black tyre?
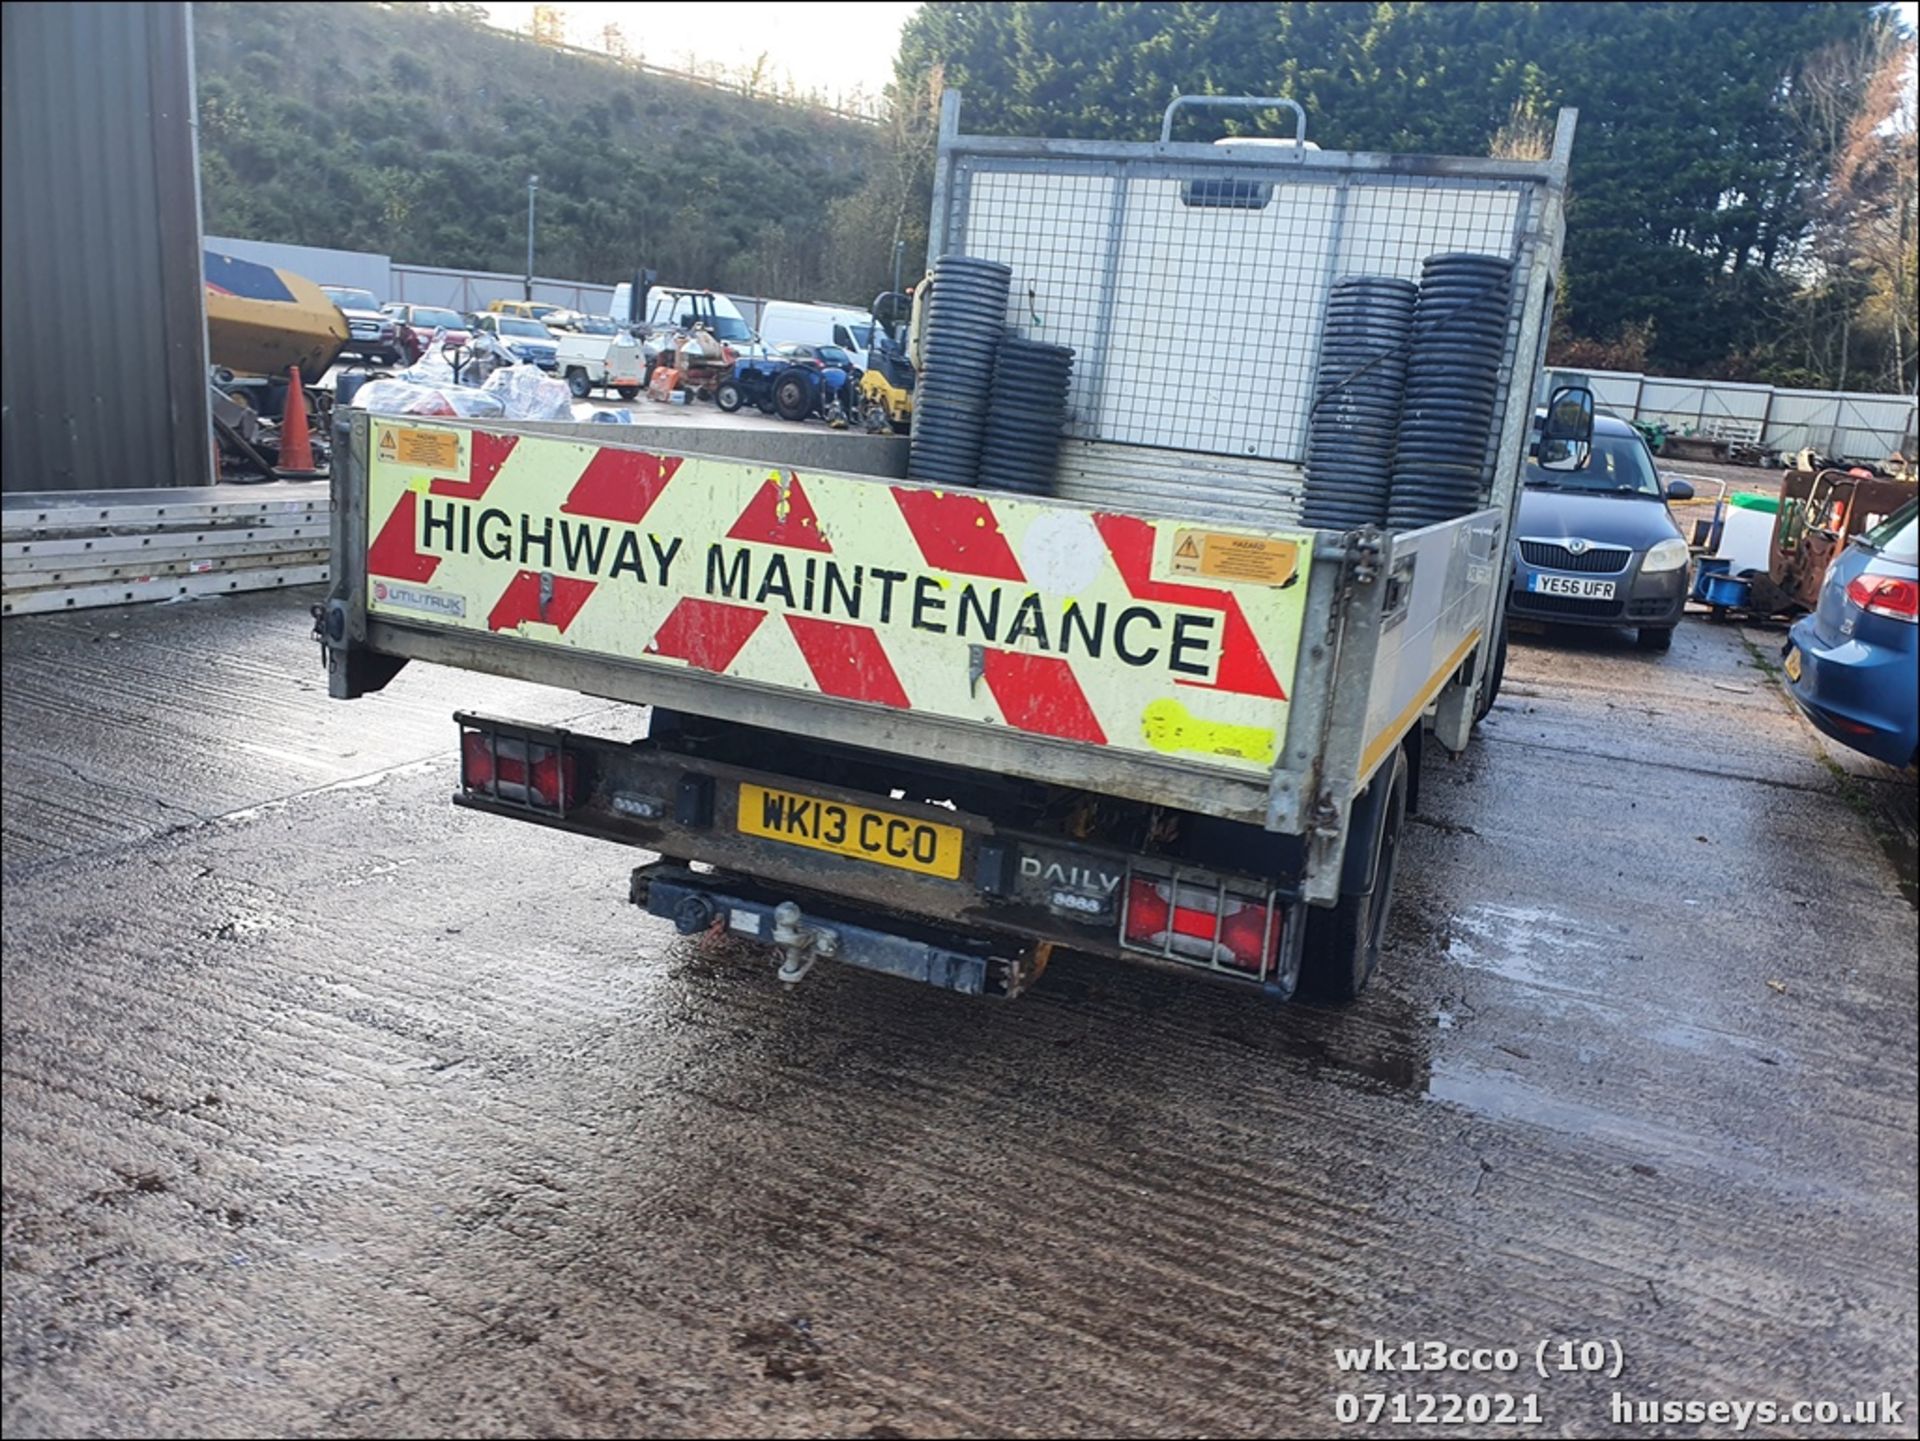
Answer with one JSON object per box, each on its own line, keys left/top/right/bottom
{"left": 1296, "top": 746, "right": 1408, "bottom": 1005}
{"left": 1475, "top": 621, "right": 1508, "bottom": 724}
{"left": 1638, "top": 625, "right": 1675, "bottom": 652}
{"left": 715, "top": 381, "right": 744, "bottom": 413}
{"left": 566, "top": 369, "right": 592, "bottom": 399}
{"left": 615, "top": 385, "right": 640, "bottom": 401}
{"left": 774, "top": 372, "right": 814, "bottom": 422}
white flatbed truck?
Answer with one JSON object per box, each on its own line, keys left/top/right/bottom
{"left": 320, "top": 95, "right": 1578, "bottom": 1003}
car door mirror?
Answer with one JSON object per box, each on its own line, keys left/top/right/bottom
{"left": 1537, "top": 385, "right": 1595, "bottom": 471}
{"left": 1665, "top": 478, "right": 1695, "bottom": 502}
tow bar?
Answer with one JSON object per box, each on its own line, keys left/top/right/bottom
{"left": 630, "top": 863, "right": 1024, "bottom": 997}
{"left": 770, "top": 901, "right": 838, "bottom": 985}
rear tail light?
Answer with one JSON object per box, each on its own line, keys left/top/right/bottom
{"left": 1845, "top": 574, "right": 1919, "bottom": 622}
{"left": 461, "top": 729, "right": 578, "bottom": 810}
{"left": 1122, "top": 874, "right": 1281, "bottom": 975}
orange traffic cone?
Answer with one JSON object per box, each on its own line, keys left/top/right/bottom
{"left": 278, "top": 366, "right": 317, "bottom": 475}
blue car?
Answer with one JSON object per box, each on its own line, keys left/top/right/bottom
{"left": 1784, "top": 497, "right": 1918, "bottom": 767}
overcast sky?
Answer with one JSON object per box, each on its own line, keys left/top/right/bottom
{"left": 478, "top": 3, "right": 919, "bottom": 110}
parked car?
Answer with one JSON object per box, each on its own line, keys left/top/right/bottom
{"left": 380, "top": 303, "right": 471, "bottom": 363}
{"left": 1783, "top": 497, "right": 1918, "bottom": 767}
{"left": 1507, "top": 413, "right": 1695, "bottom": 652}
{"left": 759, "top": 300, "right": 875, "bottom": 370}
{"left": 321, "top": 285, "right": 402, "bottom": 365}
{"left": 486, "top": 299, "right": 568, "bottom": 324}
{"left": 469, "top": 313, "right": 559, "bottom": 371}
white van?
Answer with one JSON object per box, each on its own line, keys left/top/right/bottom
{"left": 758, "top": 301, "right": 874, "bottom": 370}
{"left": 607, "top": 284, "right": 758, "bottom": 349}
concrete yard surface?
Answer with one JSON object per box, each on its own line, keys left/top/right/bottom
{"left": 2, "top": 590, "right": 1915, "bottom": 1437}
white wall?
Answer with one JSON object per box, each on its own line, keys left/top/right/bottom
{"left": 205, "top": 235, "right": 392, "bottom": 299}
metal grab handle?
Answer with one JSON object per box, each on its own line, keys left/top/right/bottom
{"left": 1160, "top": 94, "right": 1307, "bottom": 146}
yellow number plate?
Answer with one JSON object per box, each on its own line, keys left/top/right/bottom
{"left": 1784, "top": 646, "right": 1802, "bottom": 682}
{"left": 736, "top": 783, "right": 964, "bottom": 879}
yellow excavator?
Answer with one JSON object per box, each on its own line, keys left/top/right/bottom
{"left": 203, "top": 248, "right": 349, "bottom": 477}
{"left": 204, "top": 248, "right": 347, "bottom": 381}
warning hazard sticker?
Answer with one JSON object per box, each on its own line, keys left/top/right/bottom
{"left": 377, "top": 425, "right": 464, "bottom": 475}
{"left": 1168, "top": 529, "right": 1301, "bottom": 586}
{"left": 362, "top": 421, "right": 1315, "bottom": 772}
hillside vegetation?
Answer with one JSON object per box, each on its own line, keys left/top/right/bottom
{"left": 193, "top": 2, "right": 883, "bottom": 301}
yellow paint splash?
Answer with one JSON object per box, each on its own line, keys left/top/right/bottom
{"left": 1140, "top": 697, "right": 1277, "bottom": 764}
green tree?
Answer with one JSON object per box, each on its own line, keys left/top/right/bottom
{"left": 895, "top": 1, "right": 1885, "bottom": 381}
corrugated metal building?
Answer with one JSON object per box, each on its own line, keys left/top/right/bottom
{"left": 2, "top": 1, "right": 210, "bottom": 494}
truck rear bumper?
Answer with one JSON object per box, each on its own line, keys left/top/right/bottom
{"left": 451, "top": 710, "right": 1305, "bottom": 994}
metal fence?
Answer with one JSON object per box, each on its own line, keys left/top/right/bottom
{"left": 204, "top": 235, "right": 390, "bottom": 300}
{"left": 387, "top": 264, "right": 616, "bottom": 316}
{"left": 1547, "top": 367, "right": 1917, "bottom": 462}
{"left": 205, "top": 235, "right": 777, "bottom": 328}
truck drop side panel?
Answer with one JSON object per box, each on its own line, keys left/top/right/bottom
{"left": 330, "top": 413, "right": 1326, "bottom": 824}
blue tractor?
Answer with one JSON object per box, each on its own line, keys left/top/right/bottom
{"left": 716, "top": 344, "right": 858, "bottom": 426}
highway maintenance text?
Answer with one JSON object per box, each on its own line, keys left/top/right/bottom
{"left": 418, "top": 497, "right": 1222, "bottom": 680}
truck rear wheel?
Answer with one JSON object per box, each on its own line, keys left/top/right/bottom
{"left": 1296, "top": 746, "right": 1407, "bottom": 1005}
{"left": 566, "top": 368, "right": 592, "bottom": 399}
{"left": 615, "top": 385, "right": 640, "bottom": 401}
{"left": 1474, "top": 621, "right": 1508, "bottom": 724}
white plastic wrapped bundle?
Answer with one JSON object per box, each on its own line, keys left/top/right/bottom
{"left": 454, "top": 332, "right": 518, "bottom": 387}
{"left": 482, "top": 363, "right": 574, "bottom": 421}
{"left": 350, "top": 379, "right": 506, "bottom": 418}
{"left": 402, "top": 330, "right": 458, "bottom": 387}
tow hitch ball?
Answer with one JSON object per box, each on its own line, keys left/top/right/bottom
{"left": 771, "top": 901, "right": 838, "bottom": 985}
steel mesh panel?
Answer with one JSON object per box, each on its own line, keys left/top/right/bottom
{"left": 953, "top": 159, "right": 1531, "bottom": 472}
{"left": 1337, "top": 182, "right": 1520, "bottom": 281}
